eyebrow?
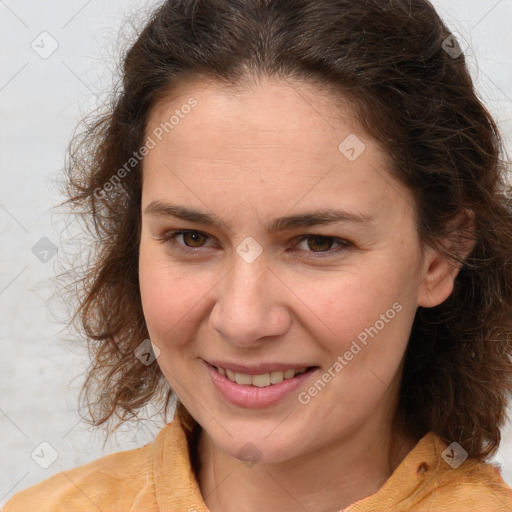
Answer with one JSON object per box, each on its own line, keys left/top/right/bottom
{"left": 143, "top": 201, "right": 376, "bottom": 234}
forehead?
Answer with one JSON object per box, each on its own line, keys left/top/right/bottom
{"left": 142, "top": 76, "right": 415, "bottom": 222}
{"left": 146, "top": 75, "right": 364, "bottom": 157}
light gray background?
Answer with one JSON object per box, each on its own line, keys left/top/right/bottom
{"left": 1, "top": 0, "right": 511, "bottom": 506}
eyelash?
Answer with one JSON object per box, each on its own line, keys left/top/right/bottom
{"left": 156, "top": 229, "right": 353, "bottom": 259}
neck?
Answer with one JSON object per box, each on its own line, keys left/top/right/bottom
{"left": 195, "top": 419, "right": 417, "bottom": 512}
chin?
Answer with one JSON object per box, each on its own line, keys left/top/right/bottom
{"left": 204, "top": 419, "right": 304, "bottom": 465}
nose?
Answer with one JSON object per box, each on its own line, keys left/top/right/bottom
{"left": 209, "top": 257, "right": 292, "bottom": 348}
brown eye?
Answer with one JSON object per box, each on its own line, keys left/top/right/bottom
{"left": 157, "top": 230, "right": 215, "bottom": 253}
{"left": 294, "top": 235, "right": 352, "bottom": 258}
{"left": 181, "top": 231, "right": 208, "bottom": 247}
{"left": 305, "top": 236, "right": 335, "bottom": 252}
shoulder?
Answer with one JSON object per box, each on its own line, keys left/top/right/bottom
{"left": 347, "top": 431, "right": 512, "bottom": 512}
{"left": 413, "top": 433, "right": 512, "bottom": 511}
{"left": 422, "top": 458, "right": 512, "bottom": 511}
{"left": 3, "top": 434, "right": 159, "bottom": 512}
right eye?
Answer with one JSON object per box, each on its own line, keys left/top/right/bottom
{"left": 156, "top": 229, "right": 217, "bottom": 253}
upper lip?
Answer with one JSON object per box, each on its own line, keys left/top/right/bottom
{"left": 205, "top": 360, "right": 316, "bottom": 375}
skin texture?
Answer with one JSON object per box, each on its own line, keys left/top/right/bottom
{"left": 138, "top": 76, "right": 463, "bottom": 512}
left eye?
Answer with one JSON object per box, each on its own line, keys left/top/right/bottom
{"left": 294, "top": 235, "right": 351, "bottom": 257}
{"left": 157, "top": 230, "right": 351, "bottom": 257}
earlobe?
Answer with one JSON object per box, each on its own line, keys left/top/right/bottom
{"left": 417, "top": 209, "right": 476, "bottom": 308}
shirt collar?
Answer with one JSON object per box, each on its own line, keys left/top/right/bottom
{"left": 343, "top": 431, "right": 446, "bottom": 510}
{"left": 152, "top": 419, "right": 452, "bottom": 511}
{"left": 153, "top": 419, "right": 209, "bottom": 511}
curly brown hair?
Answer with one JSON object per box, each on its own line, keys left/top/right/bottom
{"left": 59, "top": 0, "right": 512, "bottom": 461}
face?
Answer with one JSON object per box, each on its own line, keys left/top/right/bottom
{"left": 138, "top": 76, "right": 450, "bottom": 464}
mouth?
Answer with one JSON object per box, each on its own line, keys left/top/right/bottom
{"left": 212, "top": 364, "right": 313, "bottom": 388}
{"left": 204, "top": 361, "right": 320, "bottom": 408}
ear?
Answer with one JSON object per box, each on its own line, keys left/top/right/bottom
{"left": 417, "top": 209, "right": 476, "bottom": 308}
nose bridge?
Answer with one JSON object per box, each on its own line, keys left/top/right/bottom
{"left": 232, "top": 252, "right": 271, "bottom": 307}
{"left": 209, "top": 253, "right": 290, "bottom": 346}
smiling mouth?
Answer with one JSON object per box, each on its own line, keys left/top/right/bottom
{"left": 212, "top": 364, "right": 316, "bottom": 388}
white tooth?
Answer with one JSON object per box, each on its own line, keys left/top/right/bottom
{"left": 296, "top": 367, "right": 307, "bottom": 374}
{"left": 252, "top": 373, "right": 271, "bottom": 387}
{"left": 235, "top": 373, "right": 252, "bottom": 385}
{"left": 226, "top": 369, "right": 236, "bottom": 381}
{"left": 270, "top": 370, "right": 284, "bottom": 384}
{"left": 283, "top": 369, "right": 296, "bottom": 379}
{"left": 218, "top": 367, "right": 226, "bottom": 376}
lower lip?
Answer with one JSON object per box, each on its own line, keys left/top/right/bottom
{"left": 204, "top": 361, "right": 318, "bottom": 408}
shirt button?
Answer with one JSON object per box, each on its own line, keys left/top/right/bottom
{"left": 417, "top": 462, "right": 429, "bottom": 476}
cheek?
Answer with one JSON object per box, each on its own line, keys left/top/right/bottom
{"left": 139, "top": 242, "right": 188, "bottom": 342}
{"left": 138, "top": 240, "right": 216, "bottom": 347}
{"left": 293, "top": 264, "right": 415, "bottom": 375}
{"left": 292, "top": 266, "right": 401, "bottom": 338}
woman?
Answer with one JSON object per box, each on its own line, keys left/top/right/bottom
{"left": 4, "top": 0, "right": 512, "bottom": 510}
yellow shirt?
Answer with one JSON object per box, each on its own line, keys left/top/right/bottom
{"left": 4, "top": 419, "right": 512, "bottom": 512}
